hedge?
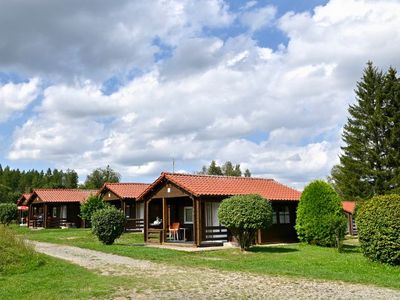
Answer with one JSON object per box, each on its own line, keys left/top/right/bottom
{"left": 356, "top": 194, "right": 400, "bottom": 265}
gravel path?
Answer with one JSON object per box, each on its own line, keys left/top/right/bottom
{"left": 32, "top": 241, "right": 400, "bottom": 300}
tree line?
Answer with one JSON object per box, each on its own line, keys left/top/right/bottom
{"left": 199, "top": 160, "right": 251, "bottom": 177}
{"left": 0, "top": 165, "right": 120, "bottom": 204}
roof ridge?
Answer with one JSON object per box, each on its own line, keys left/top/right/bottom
{"left": 33, "top": 188, "right": 97, "bottom": 192}
{"left": 105, "top": 182, "right": 149, "bottom": 185}
{"left": 162, "top": 172, "right": 274, "bottom": 181}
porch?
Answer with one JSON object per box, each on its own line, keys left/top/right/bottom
{"left": 145, "top": 196, "right": 228, "bottom": 247}
{"left": 28, "top": 202, "right": 81, "bottom": 229}
{"left": 105, "top": 199, "right": 144, "bottom": 232}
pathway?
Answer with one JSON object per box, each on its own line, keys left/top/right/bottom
{"left": 32, "top": 241, "right": 400, "bottom": 300}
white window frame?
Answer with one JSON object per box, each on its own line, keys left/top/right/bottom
{"left": 184, "top": 206, "right": 193, "bottom": 224}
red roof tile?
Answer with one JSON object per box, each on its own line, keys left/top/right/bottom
{"left": 30, "top": 189, "right": 97, "bottom": 203}
{"left": 342, "top": 201, "right": 356, "bottom": 214}
{"left": 99, "top": 182, "right": 150, "bottom": 199}
{"left": 139, "top": 172, "right": 301, "bottom": 201}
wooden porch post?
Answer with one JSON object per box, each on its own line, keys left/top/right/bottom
{"left": 144, "top": 200, "right": 148, "bottom": 243}
{"left": 43, "top": 204, "right": 48, "bottom": 228}
{"left": 27, "top": 205, "right": 31, "bottom": 227}
{"left": 193, "top": 197, "right": 201, "bottom": 247}
{"left": 162, "top": 197, "right": 167, "bottom": 243}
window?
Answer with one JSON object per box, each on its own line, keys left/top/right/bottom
{"left": 272, "top": 209, "right": 277, "bottom": 224}
{"left": 60, "top": 205, "right": 67, "bottom": 219}
{"left": 279, "top": 206, "right": 290, "bottom": 224}
{"left": 52, "top": 207, "right": 57, "bottom": 218}
{"left": 184, "top": 206, "right": 193, "bottom": 224}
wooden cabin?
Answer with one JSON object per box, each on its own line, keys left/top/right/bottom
{"left": 137, "top": 172, "right": 301, "bottom": 247}
{"left": 342, "top": 201, "right": 357, "bottom": 235}
{"left": 26, "top": 189, "right": 96, "bottom": 228}
{"left": 98, "top": 182, "right": 149, "bottom": 231}
{"left": 16, "top": 193, "right": 31, "bottom": 225}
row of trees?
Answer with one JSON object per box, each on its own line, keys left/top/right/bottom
{"left": 199, "top": 160, "right": 251, "bottom": 177}
{"left": 0, "top": 165, "right": 120, "bottom": 204}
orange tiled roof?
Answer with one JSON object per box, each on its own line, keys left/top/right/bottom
{"left": 99, "top": 182, "right": 150, "bottom": 199}
{"left": 31, "top": 189, "right": 97, "bottom": 203}
{"left": 139, "top": 172, "right": 301, "bottom": 201}
{"left": 342, "top": 201, "right": 356, "bottom": 214}
{"left": 17, "top": 193, "right": 32, "bottom": 206}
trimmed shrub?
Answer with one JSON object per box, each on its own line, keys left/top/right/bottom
{"left": 0, "top": 203, "right": 18, "bottom": 226}
{"left": 356, "top": 194, "right": 400, "bottom": 265}
{"left": 91, "top": 206, "right": 125, "bottom": 245}
{"left": 295, "top": 180, "right": 347, "bottom": 248}
{"left": 80, "top": 195, "right": 107, "bottom": 227}
{"left": 218, "top": 194, "right": 273, "bottom": 251}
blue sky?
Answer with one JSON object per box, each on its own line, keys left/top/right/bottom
{"left": 0, "top": 0, "right": 399, "bottom": 189}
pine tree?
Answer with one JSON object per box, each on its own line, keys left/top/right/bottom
{"left": 207, "top": 160, "right": 223, "bottom": 175}
{"left": 331, "top": 62, "right": 400, "bottom": 199}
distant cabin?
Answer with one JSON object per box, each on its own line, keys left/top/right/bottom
{"left": 342, "top": 201, "right": 357, "bottom": 236}
{"left": 26, "top": 189, "right": 96, "bottom": 228}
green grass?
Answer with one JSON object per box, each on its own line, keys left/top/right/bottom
{"left": 0, "top": 226, "right": 149, "bottom": 300}
{"left": 14, "top": 226, "right": 400, "bottom": 290}
{"left": 0, "top": 254, "right": 119, "bottom": 300}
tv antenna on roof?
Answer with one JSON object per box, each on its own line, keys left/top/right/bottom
{"left": 172, "top": 158, "right": 175, "bottom": 173}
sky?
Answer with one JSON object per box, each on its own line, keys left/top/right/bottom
{"left": 1, "top": 0, "right": 400, "bottom": 189}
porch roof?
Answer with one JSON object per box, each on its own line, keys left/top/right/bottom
{"left": 16, "top": 193, "right": 32, "bottom": 206}
{"left": 138, "top": 172, "right": 301, "bottom": 201}
{"left": 28, "top": 189, "right": 97, "bottom": 204}
{"left": 98, "top": 182, "right": 150, "bottom": 199}
{"left": 342, "top": 201, "right": 356, "bottom": 214}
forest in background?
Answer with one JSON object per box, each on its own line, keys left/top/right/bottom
{"left": 0, "top": 165, "right": 79, "bottom": 204}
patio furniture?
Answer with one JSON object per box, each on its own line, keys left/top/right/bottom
{"left": 169, "top": 222, "right": 180, "bottom": 240}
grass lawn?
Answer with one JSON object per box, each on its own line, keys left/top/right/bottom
{"left": 0, "top": 254, "right": 122, "bottom": 300}
{"left": 14, "top": 226, "right": 400, "bottom": 290}
{"left": 0, "top": 226, "right": 149, "bottom": 300}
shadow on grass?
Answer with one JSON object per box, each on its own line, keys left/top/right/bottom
{"left": 341, "top": 244, "right": 361, "bottom": 254}
{"left": 250, "top": 246, "right": 299, "bottom": 253}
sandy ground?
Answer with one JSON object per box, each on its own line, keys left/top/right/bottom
{"left": 31, "top": 241, "right": 400, "bottom": 300}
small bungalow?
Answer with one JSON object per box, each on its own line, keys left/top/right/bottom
{"left": 26, "top": 189, "right": 96, "bottom": 228}
{"left": 98, "top": 182, "right": 149, "bottom": 231}
{"left": 137, "top": 172, "right": 301, "bottom": 247}
{"left": 342, "top": 201, "right": 357, "bottom": 235}
{"left": 16, "top": 193, "right": 31, "bottom": 225}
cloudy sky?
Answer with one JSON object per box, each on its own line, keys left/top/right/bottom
{"left": 1, "top": 0, "right": 400, "bottom": 189}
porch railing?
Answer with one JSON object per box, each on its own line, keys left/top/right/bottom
{"left": 202, "top": 225, "right": 228, "bottom": 242}
{"left": 46, "top": 218, "right": 68, "bottom": 228}
{"left": 28, "top": 218, "right": 44, "bottom": 228}
{"left": 125, "top": 218, "right": 144, "bottom": 231}
{"left": 146, "top": 228, "right": 164, "bottom": 243}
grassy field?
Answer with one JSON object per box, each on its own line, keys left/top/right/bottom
{"left": 0, "top": 226, "right": 145, "bottom": 300}
{"left": 15, "top": 226, "right": 400, "bottom": 290}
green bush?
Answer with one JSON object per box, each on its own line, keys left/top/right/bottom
{"left": 0, "top": 226, "right": 44, "bottom": 275}
{"left": 0, "top": 203, "right": 18, "bottom": 226}
{"left": 218, "top": 194, "right": 273, "bottom": 251}
{"left": 80, "top": 195, "right": 107, "bottom": 227}
{"left": 91, "top": 207, "right": 125, "bottom": 245}
{"left": 295, "top": 180, "right": 347, "bottom": 248}
{"left": 356, "top": 194, "right": 400, "bottom": 265}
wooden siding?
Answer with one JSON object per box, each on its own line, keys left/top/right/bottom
{"left": 259, "top": 202, "right": 298, "bottom": 243}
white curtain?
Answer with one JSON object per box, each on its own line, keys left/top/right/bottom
{"left": 60, "top": 205, "right": 67, "bottom": 219}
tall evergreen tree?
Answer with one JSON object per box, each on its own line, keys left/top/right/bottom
{"left": 331, "top": 62, "right": 400, "bottom": 199}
